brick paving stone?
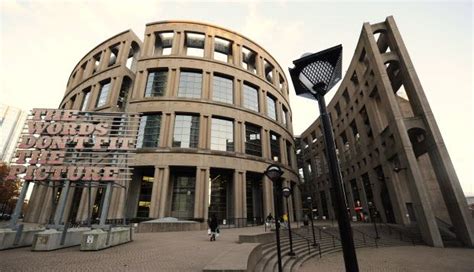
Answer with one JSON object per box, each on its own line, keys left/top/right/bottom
{"left": 0, "top": 225, "right": 270, "bottom": 272}
{"left": 1, "top": 224, "right": 474, "bottom": 272}
{"left": 297, "top": 245, "right": 474, "bottom": 272}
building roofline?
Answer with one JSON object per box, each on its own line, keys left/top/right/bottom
{"left": 145, "top": 20, "right": 287, "bottom": 76}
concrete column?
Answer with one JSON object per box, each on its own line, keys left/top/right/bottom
{"left": 160, "top": 112, "right": 172, "bottom": 148}
{"left": 199, "top": 114, "right": 210, "bottom": 149}
{"left": 234, "top": 79, "right": 242, "bottom": 106}
{"left": 194, "top": 167, "right": 209, "bottom": 219}
{"left": 108, "top": 77, "right": 121, "bottom": 110}
{"left": 280, "top": 137, "right": 287, "bottom": 165}
{"left": 292, "top": 184, "right": 302, "bottom": 222}
{"left": 256, "top": 56, "right": 264, "bottom": 77}
{"left": 132, "top": 70, "right": 146, "bottom": 99}
{"left": 100, "top": 48, "right": 111, "bottom": 70}
{"left": 234, "top": 120, "right": 243, "bottom": 153}
{"left": 158, "top": 167, "right": 171, "bottom": 218}
{"left": 117, "top": 40, "right": 130, "bottom": 64}
{"left": 38, "top": 184, "right": 56, "bottom": 224}
{"left": 143, "top": 33, "right": 154, "bottom": 57}
{"left": 262, "top": 176, "right": 274, "bottom": 216}
{"left": 259, "top": 90, "right": 266, "bottom": 115}
{"left": 276, "top": 102, "right": 283, "bottom": 124}
{"left": 232, "top": 43, "right": 241, "bottom": 66}
{"left": 202, "top": 168, "right": 210, "bottom": 221}
{"left": 356, "top": 176, "right": 370, "bottom": 216}
{"left": 171, "top": 31, "right": 180, "bottom": 55}
{"left": 83, "top": 59, "right": 94, "bottom": 78}
{"left": 232, "top": 170, "right": 246, "bottom": 219}
{"left": 262, "top": 129, "right": 270, "bottom": 159}
{"left": 368, "top": 169, "right": 387, "bottom": 223}
{"left": 325, "top": 188, "right": 336, "bottom": 220}
{"left": 177, "top": 31, "right": 185, "bottom": 55}
{"left": 88, "top": 84, "right": 100, "bottom": 110}
{"left": 62, "top": 185, "right": 76, "bottom": 223}
{"left": 382, "top": 163, "right": 409, "bottom": 225}
{"left": 164, "top": 112, "right": 175, "bottom": 148}
{"left": 170, "top": 68, "right": 180, "bottom": 97}
{"left": 150, "top": 166, "right": 164, "bottom": 218}
{"left": 73, "top": 91, "right": 84, "bottom": 110}
{"left": 204, "top": 34, "right": 213, "bottom": 59}
{"left": 203, "top": 71, "right": 211, "bottom": 99}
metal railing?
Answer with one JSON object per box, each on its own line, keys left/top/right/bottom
{"left": 352, "top": 228, "right": 378, "bottom": 248}
{"left": 378, "top": 222, "right": 419, "bottom": 245}
{"left": 292, "top": 228, "right": 322, "bottom": 258}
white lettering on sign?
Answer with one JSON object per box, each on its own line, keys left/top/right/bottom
{"left": 86, "top": 235, "right": 94, "bottom": 244}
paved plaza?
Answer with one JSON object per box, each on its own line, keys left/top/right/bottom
{"left": 0, "top": 225, "right": 473, "bottom": 271}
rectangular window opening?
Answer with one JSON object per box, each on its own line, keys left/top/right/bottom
{"left": 214, "top": 37, "right": 232, "bottom": 63}
{"left": 211, "top": 117, "right": 234, "bottom": 152}
{"left": 154, "top": 31, "right": 174, "bottom": 56}
{"left": 185, "top": 32, "right": 205, "bottom": 57}
{"left": 242, "top": 46, "right": 257, "bottom": 74}
{"left": 212, "top": 74, "right": 233, "bottom": 104}
{"left": 145, "top": 70, "right": 168, "bottom": 97}
{"left": 178, "top": 70, "right": 202, "bottom": 98}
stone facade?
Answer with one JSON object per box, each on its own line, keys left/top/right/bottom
{"left": 297, "top": 16, "right": 474, "bottom": 247}
{"left": 25, "top": 21, "right": 301, "bottom": 226}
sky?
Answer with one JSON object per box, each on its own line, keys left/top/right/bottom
{"left": 0, "top": 0, "right": 472, "bottom": 196}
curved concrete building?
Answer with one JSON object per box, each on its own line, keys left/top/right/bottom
{"left": 26, "top": 21, "right": 301, "bottom": 225}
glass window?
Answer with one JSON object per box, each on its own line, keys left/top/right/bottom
{"left": 137, "top": 114, "right": 161, "bottom": 148}
{"left": 145, "top": 71, "right": 168, "bottom": 97}
{"left": 173, "top": 115, "right": 200, "bottom": 148}
{"left": 243, "top": 83, "right": 259, "bottom": 112}
{"left": 170, "top": 168, "right": 196, "bottom": 219}
{"left": 266, "top": 95, "right": 277, "bottom": 120}
{"left": 178, "top": 71, "right": 202, "bottom": 98}
{"left": 245, "top": 123, "right": 262, "bottom": 156}
{"left": 212, "top": 75, "right": 233, "bottom": 104}
{"left": 211, "top": 118, "right": 234, "bottom": 152}
{"left": 270, "top": 132, "right": 280, "bottom": 162}
{"left": 96, "top": 80, "right": 111, "bottom": 107}
{"left": 81, "top": 88, "right": 91, "bottom": 111}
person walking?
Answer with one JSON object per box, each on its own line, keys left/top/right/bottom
{"left": 208, "top": 214, "right": 219, "bottom": 241}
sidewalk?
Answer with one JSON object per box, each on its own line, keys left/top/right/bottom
{"left": 1, "top": 222, "right": 473, "bottom": 272}
{"left": 298, "top": 245, "right": 474, "bottom": 272}
{"left": 0, "top": 225, "right": 269, "bottom": 272}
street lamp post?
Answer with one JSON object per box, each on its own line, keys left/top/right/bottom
{"left": 289, "top": 45, "right": 359, "bottom": 271}
{"left": 282, "top": 187, "right": 296, "bottom": 256}
{"left": 264, "top": 164, "right": 284, "bottom": 272}
{"left": 307, "top": 196, "right": 318, "bottom": 247}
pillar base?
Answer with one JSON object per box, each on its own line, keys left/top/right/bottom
{"left": 31, "top": 227, "right": 90, "bottom": 251}
{"left": 0, "top": 227, "right": 44, "bottom": 250}
{"left": 80, "top": 227, "right": 132, "bottom": 251}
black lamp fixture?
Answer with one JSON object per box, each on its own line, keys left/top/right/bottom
{"left": 289, "top": 45, "right": 359, "bottom": 272}
{"left": 264, "top": 164, "right": 284, "bottom": 272}
{"left": 289, "top": 45, "right": 342, "bottom": 100}
{"left": 282, "top": 186, "right": 295, "bottom": 257}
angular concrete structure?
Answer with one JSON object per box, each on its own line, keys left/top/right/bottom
{"left": 297, "top": 16, "right": 474, "bottom": 248}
